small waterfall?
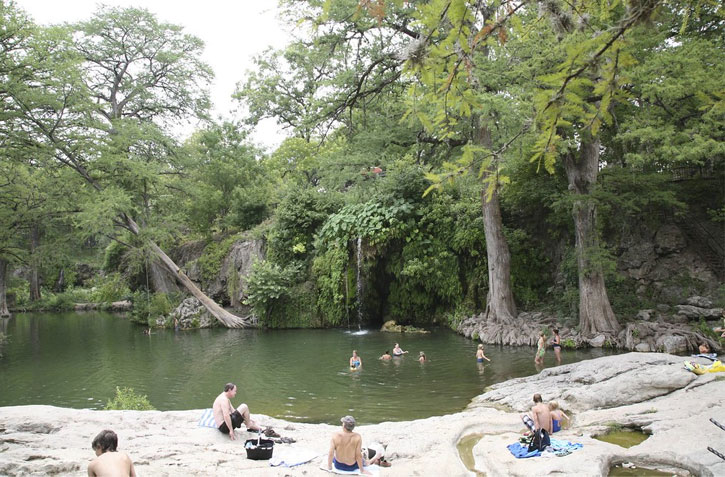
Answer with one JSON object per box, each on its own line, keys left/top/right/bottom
{"left": 356, "top": 237, "right": 363, "bottom": 330}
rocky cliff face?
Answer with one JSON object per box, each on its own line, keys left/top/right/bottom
{"left": 173, "top": 237, "right": 264, "bottom": 307}
{"left": 618, "top": 223, "right": 718, "bottom": 302}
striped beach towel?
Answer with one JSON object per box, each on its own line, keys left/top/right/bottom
{"left": 198, "top": 408, "right": 217, "bottom": 428}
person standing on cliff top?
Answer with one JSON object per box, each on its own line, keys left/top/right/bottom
{"left": 87, "top": 429, "right": 136, "bottom": 477}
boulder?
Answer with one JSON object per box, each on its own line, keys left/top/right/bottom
{"left": 168, "top": 297, "right": 215, "bottom": 329}
{"left": 110, "top": 300, "right": 132, "bottom": 311}
{"left": 675, "top": 305, "right": 723, "bottom": 320}
{"left": 636, "top": 309, "right": 655, "bottom": 321}
{"left": 655, "top": 334, "right": 688, "bottom": 354}
{"left": 588, "top": 334, "right": 607, "bottom": 348}
{"left": 654, "top": 225, "right": 686, "bottom": 255}
{"left": 685, "top": 296, "right": 713, "bottom": 308}
{"left": 635, "top": 342, "right": 651, "bottom": 352}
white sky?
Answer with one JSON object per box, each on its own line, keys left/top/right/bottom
{"left": 17, "top": 0, "right": 291, "bottom": 150}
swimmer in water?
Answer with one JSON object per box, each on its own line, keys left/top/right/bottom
{"left": 418, "top": 351, "right": 427, "bottom": 363}
{"left": 379, "top": 350, "right": 392, "bottom": 361}
{"left": 349, "top": 350, "right": 362, "bottom": 370}
{"left": 476, "top": 344, "right": 490, "bottom": 363}
{"left": 392, "top": 343, "right": 408, "bottom": 357}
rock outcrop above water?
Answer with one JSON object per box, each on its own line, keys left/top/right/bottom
{"left": 1, "top": 353, "right": 723, "bottom": 476}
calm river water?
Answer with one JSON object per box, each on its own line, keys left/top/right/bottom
{"left": 0, "top": 312, "right": 620, "bottom": 424}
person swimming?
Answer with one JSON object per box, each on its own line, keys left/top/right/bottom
{"left": 349, "top": 350, "right": 362, "bottom": 370}
{"left": 379, "top": 350, "right": 392, "bottom": 361}
{"left": 418, "top": 351, "right": 427, "bottom": 363}
{"left": 392, "top": 343, "right": 408, "bottom": 357}
{"left": 476, "top": 344, "right": 490, "bottom": 363}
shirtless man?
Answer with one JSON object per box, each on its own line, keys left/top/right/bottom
{"left": 379, "top": 350, "right": 392, "bottom": 360}
{"left": 327, "top": 416, "right": 373, "bottom": 474}
{"left": 87, "top": 429, "right": 136, "bottom": 477}
{"left": 531, "top": 393, "right": 553, "bottom": 434}
{"left": 212, "top": 382, "right": 261, "bottom": 440}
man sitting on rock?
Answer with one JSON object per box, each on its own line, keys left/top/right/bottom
{"left": 87, "top": 429, "right": 136, "bottom": 477}
{"left": 328, "top": 415, "right": 377, "bottom": 474}
{"left": 531, "top": 393, "right": 553, "bottom": 434}
{"left": 213, "top": 382, "right": 262, "bottom": 440}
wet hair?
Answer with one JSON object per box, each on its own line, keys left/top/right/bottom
{"left": 352, "top": 349, "right": 358, "bottom": 355}
{"left": 224, "top": 383, "right": 236, "bottom": 392}
{"left": 533, "top": 394, "right": 543, "bottom": 403}
{"left": 419, "top": 351, "right": 425, "bottom": 357}
{"left": 549, "top": 401, "right": 559, "bottom": 410}
{"left": 92, "top": 429, "right": 118, "bottom": 453}
{"left": 385, "top": 350, "right": 390, "bottom": 354}
{"left": 553, "top": 329, "right": 559, "bottom": 334}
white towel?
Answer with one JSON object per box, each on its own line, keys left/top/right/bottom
{"left": 268, "top": 447, "right": 320, "bottom": 467}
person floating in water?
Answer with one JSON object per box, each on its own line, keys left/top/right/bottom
{"left": 549, "top": 401, "right": 569, "bottom": 432}
{"left": 535, "top": 331, "right": 546, "bottom": 365}
{"left": 551, "top": 329, "right": 562, "bottom": 365}
{"left": 476, "top": 344, "right": 490, "bottom": 362}
{"left": 418, "top": 351, "right": 427, "bottom": 363}
{"left": 379, "top": 350, "right": 392, "bottom": 361}
{"left": 392, "top": 343, "right": 408, "bottom": 357}
{"left": 350, "top": 350, "right": 362, "bottom": 370}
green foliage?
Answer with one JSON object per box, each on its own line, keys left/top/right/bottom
{"left": 87, "top": 273, "right": 131, "bottom": 304}
{"left": 198, "top": 235, "right": 240, "bottom": 282}
{"left": 104, "top": 386, "right": 155, "bottom": 411}
{"left": 131, "top": 292, "right": 177, "bottom": 326}
{"left": 244, "top": 260, "right": 303, "bottom": 324}
{"left": 312, "top": 246, "right": 350, "bottom": 326}
{"left": 267, "top": 189, "right": 339, "bottom": 264}
{"left": 561, "top": 338, "right": 577, "bottom": 350}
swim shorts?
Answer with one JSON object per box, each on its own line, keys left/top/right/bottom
{"left": 218, "top": 410, "right": 243, "bottom": 434}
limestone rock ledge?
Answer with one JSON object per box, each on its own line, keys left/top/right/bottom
{"left": 0, "top": 353, "right": 723, "bottom": 476}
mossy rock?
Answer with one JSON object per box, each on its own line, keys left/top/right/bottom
{"left": 380, "top": 320, "right": 430, "bottom": 334}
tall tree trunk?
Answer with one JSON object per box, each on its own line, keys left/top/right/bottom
{"left": 29, "top": 224, "right": 41, "bottom": 302}
{"left": 477, "top": 125, "right": 517, "bottom": 323}
{"left": 53, "top": 268, "right": 65, "bottom": 293}
{"left": 0, "top": 259, "right": 10, "bottom": 317}
{"left": 563, "top": 136, "right": 620, "bottom": 336}
{"left": 122, "top": 214, "right": 250, "bottom": 328}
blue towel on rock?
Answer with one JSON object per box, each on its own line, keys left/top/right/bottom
{"left": 507, "top": 438, "right": 583, "bottom": 459}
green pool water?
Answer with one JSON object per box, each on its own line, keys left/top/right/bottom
{"left": 0, "top": 312, "right": 620, "bottom": 424}
{"left": 456, "top": 433, "right": 485, "bottom": 476}
{"left": 594, "top": 429, "right": 649, "bottom": 448}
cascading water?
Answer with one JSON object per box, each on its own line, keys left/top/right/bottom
{"left": 356, "top": 237, "right": 363, "bottom": 330}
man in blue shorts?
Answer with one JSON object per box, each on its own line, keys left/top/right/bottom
{"left": 327, "top": 416, "right": 373, "bottom": 474}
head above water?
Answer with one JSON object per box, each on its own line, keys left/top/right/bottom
{"left": 533, "top": 393, "right": 543, "bottom": 403}
{"left": 477, "top": 344, "right": 483, "bottom": 349}
{"left": 341, "top": 415, "right": 356, "bottom": 431}
{"left": 352, "top": 350, "right": 358, "bottom": 356}
{"left": 92, "top": 429, "right": 118, "bottom": 453}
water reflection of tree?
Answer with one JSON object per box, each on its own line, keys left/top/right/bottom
{"left": 0, "top": 317, "right": 10, "bottom": 358}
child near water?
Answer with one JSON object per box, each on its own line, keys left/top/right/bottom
{"left": 549, "top": 401, "right": 569, "bottom": 433}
